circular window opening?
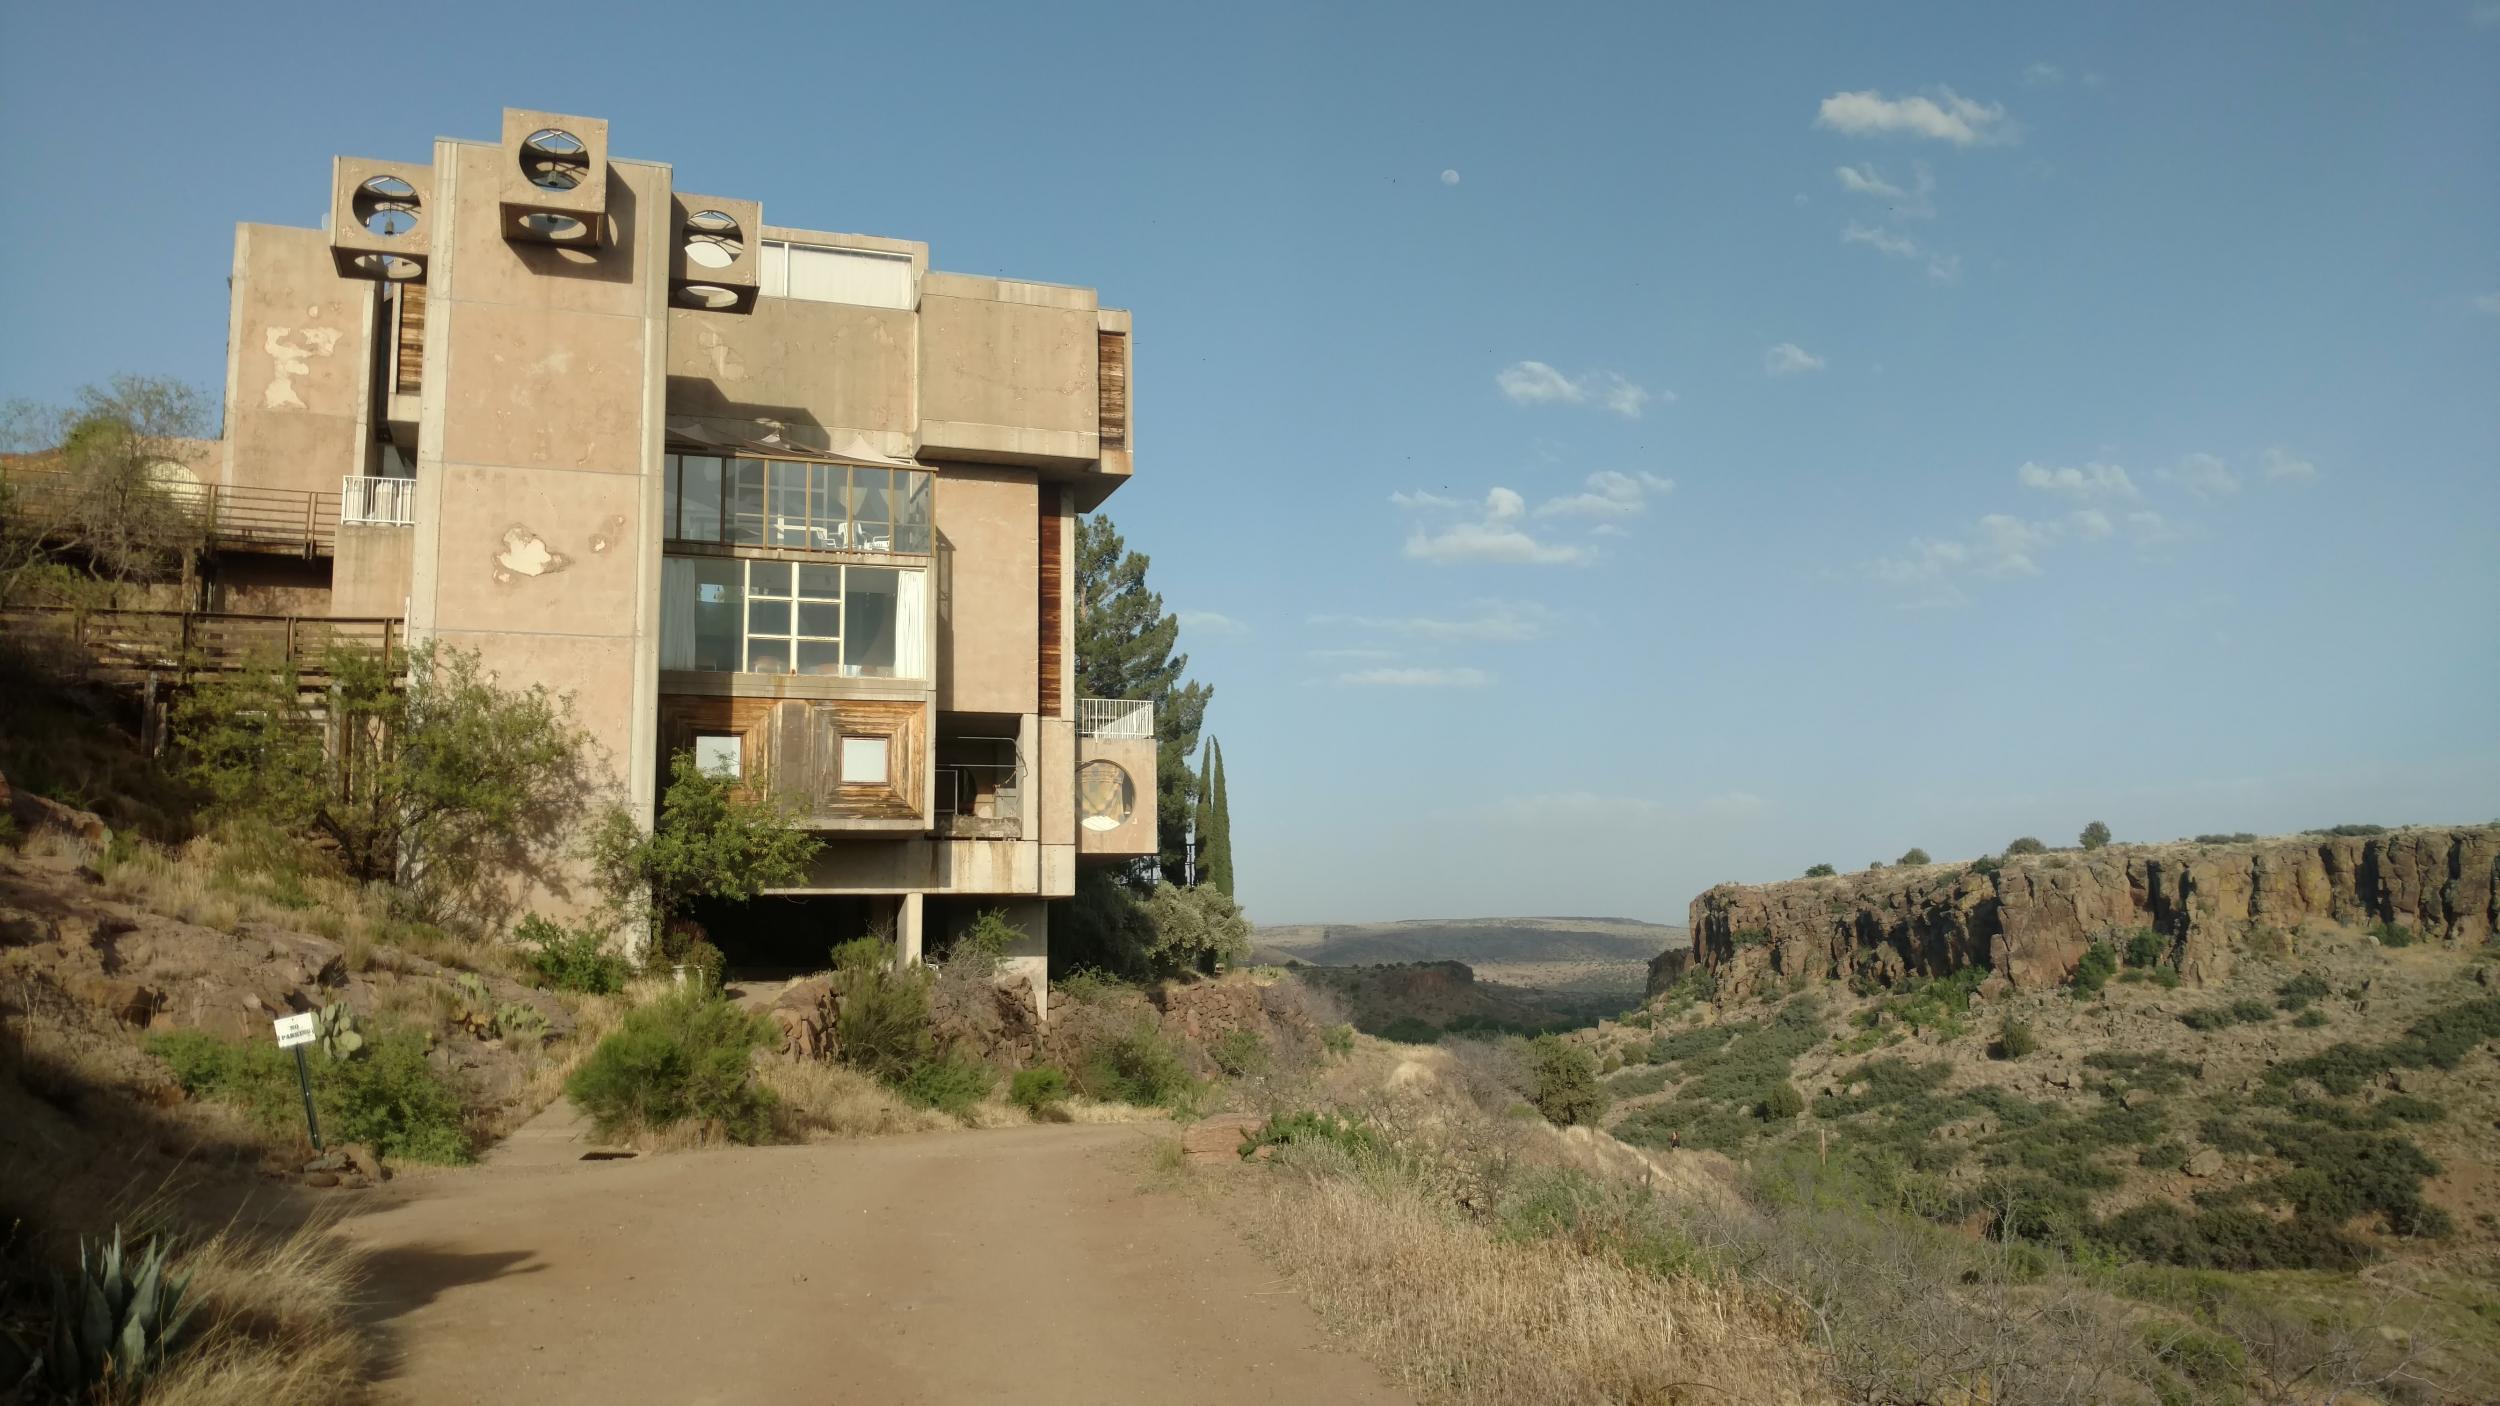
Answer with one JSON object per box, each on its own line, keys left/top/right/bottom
{"left": 352, "top": 175, "right": 420, "bottom": 238}
{"left": 519, "top": 128, "right": 588, "bottom": 191}
{"left": 1077, "top": 761, "right": 1135, "bottom": 832}
{"left": 683, "top": 209, "right": 743, "bottom": 269}
{"left": 676, "top": 284, "right": 741, "bottom": 310}
{"left": 516, "top": 211, "right": 591, "bottom": 243}
{"left": 351, "top": 252, "right": 424, "bottom": 281}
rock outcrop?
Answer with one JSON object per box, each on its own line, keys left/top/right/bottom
{"left": 1679, "top": 826, "right": 2499, "bottom": 998}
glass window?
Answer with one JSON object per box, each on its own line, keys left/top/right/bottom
{"left": 746, "top": 598, "right": 790, "bottom": 636}
{"left": 845, "top": 566, "right": 900, "bottom": 677}
{"left": 797, "top": 562, "right": 841, "bottom": 600}
{"left": 795, "top": 639, "right": 840, "bottom": 674}
{"left": 896, "top": 471, "right": 933, "bottom": 554}
{"left": 748, "top": 559, "right": 791, "bottom": 597}
{"left": 849, "top": 469, "right": 892, "bottom": 551}
{"left": 693, "top": 734, "right": 741, "bottom": 779}
{"left": 729, "top": 459, "right": 767, "bottom": 545}
{"left": 841, "top": 735, "right": 890, "bottom": 786}
{"left": 691, "top": 557, "right": 741, "bottom": 671}
{"left": 663, "top": 456, "right": 681, "bottom": 539}
{"left": 680, "top": 455, "right": 723, "bottom": 542}
{"left": 769, "top": 466, "right": 811, "bottom": 548}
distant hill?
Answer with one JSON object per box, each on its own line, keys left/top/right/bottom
{"left": 1252, "top": 915, "right": 1687, "bottom": 969}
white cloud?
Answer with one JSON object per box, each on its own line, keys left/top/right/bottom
{"left": 1765, "top": 342, "right": 1825, "bottom": 376}
{"left": 2017, "top": 461, "right": 2140, "bottom": 501}
{"left": 2068, "top": 508, "right": 2114, "bottom": 540}
{"left": 1441, "top": 168, "right": 1461, "bottom": 186}
{"left": 2472, "top": 292, "right": 2500, "bottom": 314}
{"left": 1926, "top": 254, "right": 1962, "bottom": 285}
{"left": 1834, "top": 161, "right": 1934, "bottom": 216}
{"left": 1311, "top": 600, "right": 1553, "bottom": 642}
{"left": 1176, "top": 610, "right": 1246, "bottom": 636}
{"left": 2023, "top": 62, "right": 2064, "bottom": 86}
{"left": 1393, "top": 486, "right": 1594, "bottom": 565}
{"left": 1815, "top": 87, "right": 2015, "bottom": 146}
{"left": 1842, "top": 222, "right": 1920, "bottom": 258}
{"left": 2127, "top": 510, "right": 2188, "bottom": 546}
{"left": 1533, "top": 469, "right": 1675, "bottom": 518}
{"left": 2163, "top": 452, "right": 2240, "bottom": 500}
{"left": 1339, "top": 667, "right": 1489, "bottom": 688}
{"left": 2261, "top": 447, "right": 2319, "bottom": 482}
{"left": 1871, "top": 513, "right": 2055, "bottom": 600}
{"left": 1495, "top": 361, "right": 1663, "bottom": 418}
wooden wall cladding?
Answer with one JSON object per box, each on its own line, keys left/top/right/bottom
{"left": 658, "top": 694, "right": 924, "bottom": 822}
{"left": 1038, "top": 488, "right": 1065, "bottom": 720}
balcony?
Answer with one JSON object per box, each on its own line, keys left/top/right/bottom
{"left": 934, "top": 733, "right": 1022, "bottom": 840}
{"left": 1078, "top": 697, "right": 1153, "bottom": 739}
{"left": 0, "top": 468, "right": 341, "bottom": 557}
{"left": 342, "top": 475, "right": 416, "bottom": 527}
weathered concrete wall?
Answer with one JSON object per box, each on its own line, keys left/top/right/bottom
{"left": 932, "top": 466, "right": 1037, "bottom": 715}
{"left": 331, "top": 526, "right": 412, "bottom": 617}
{"left": 664, "top": 298, "right": 915, "bottom": 452}
{"left": 221, "top": 225, "right": 370, "bottom": 500}
{"left": 1684, "top": 826, "right": 2500, "bottom": 998}
{"left": 918, "top": 275, "right": 1099, "bottom": 466}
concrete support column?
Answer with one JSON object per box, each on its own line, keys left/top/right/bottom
{"left": 896, "top": 892, "right": 925, "bottom": 970}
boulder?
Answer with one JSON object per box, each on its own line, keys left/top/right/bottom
{"left": 340, "top": 1143, "right": 384, "bottom": 1181}
{"left": 1180, "top": 1113, "right": 1264, "bottom": 1165}
{"left": 0, "top": 770, "right": 112, "bottom": 849}
{"left": 2186, "top": 1148, "right": 2225, "bottom": 1177}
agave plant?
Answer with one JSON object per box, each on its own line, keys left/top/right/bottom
{"left": 43, "top": 1229, "right": 198, "bottom": 1397}
{"left": 314, "top": 1001, "right": 365, "bottom": 1061}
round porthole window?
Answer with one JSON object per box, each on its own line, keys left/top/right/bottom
{"left": 352, "top": 174, "right": 420, "bottom": 237}
{"left": 1077, "top": 760, "right": 1134, "bottom": 832}
{"left": 519, "top": 128, "right": 588, "bottom": 191}
{"left": 683, "top": 208, "right": 743, "bottom": 269}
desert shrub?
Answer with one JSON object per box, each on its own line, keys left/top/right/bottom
{"left": 1650, "top": 1022, "right": 1743, "bottom": 1065}
{"left": 565, "top": 987, "right": 777, "bottom": 1143}
{"left": 827, "top": 937, "right": 933, "bottom": 1083}
{"left": 517, "top": 913, "right": 630, "bottom": 994}
{"left": 1209, "top": 1028, "right": 1272, "bottom": 1077}
{"left": 2375, "top": 1094, "right": 2443, "bottom": 1123}
{"left": 150, "top": 1027, "right": 472, "bottom": 1163}
{"left": 1374, "top": 1015, "right": 1441, "bottom": 1045}
{"left": 1760, "top": 1080, "right": 1806, "bottom": 1120}
{"left": 2275, "top": 970, "right": 2330, "bottom": 1011}
{"left": 2080, "top": 821, "right": 2112, "bottom": 850}
{"left": 2227, "top": 998, "right": 2274, "bottom": 1024}
{"left": 1526, "top": 1035, "right": 1606, "bottom": 1127}
{"left": 2069, "top": 941, "right": 2119, "bottom": 1000}
{"left": 1009, "top": 1066, "right": 1070, "bottom": 1114}
{"left": 1599, "top": 1051, "right": 1623, "bottom": 1074}
{"left": 2151, "top": 965, "right": 2181, "bottom": 989}
{"left": 1605, "top": 1063, "right": 1677, "bottom": 1097}
{"left": 1320, "top": 1023, "right": 1354, "bottom": 1057}
{"left": 2307, "top": 823, "right": 2386, "bottom": 837}
{"left": 1812, "top": 1057, "right": 1953, "bottom": 1117}
{"left": 1075, "top": 1022, "right": 1196, "bottom": 1108}
{"left": 2083, "top": 1052, "right": 2201, "bottom": 1095}
{"left": 1996, "top": 1018, "right": 2038, "bottom": 1060}
{"left": 2140, "top": 1139, "right": 2190, "bottom": 1171}
{"left": 2122, "top": 929, "right": 2167, "bottom": 968}
{"left": 2004, "top": 836, "right": 2047, "bottom": 857}
{"left": 2094, "top": 1202, "right": 2370, "bottom": 1272}
{"left": 2253, "top": 1119, "right": 2445, "bottom": 1237}
{"left": 1804, "top": 863, "right": 1837, "bottom": 877}
{"left": 2366, "top": 919, "right": 2416, "bottom": 948}
{"left": 1967, "top": 855, "right": 2000, "bottom": 878}
{"left": 2269, "top": 995, "right": 2500, "bottom": 1095}
{"left": 2292, "top": 1008, "right": 2328, "bottom": 1028}
{"left": 1243, "top": 1109, "right": 1381, "bottom": 1160}
{"left": 2194, "top": 832, "right": 2260, "bottom": 844}
{"left": 2180, "top": 1004, "right": 2256, "bottom": 1031}
{"left": 898, "top": 1050, "right": 994, "bottom": 1114}
{"left": 2198, "top": 1117, "right": 2264, "bottom": 1155}
{"left": 1897, "top": 847, "right": 1931, "bottom": 866}
{"left": 1496, "top": 1167, "right": 1699, "bottom": 1276}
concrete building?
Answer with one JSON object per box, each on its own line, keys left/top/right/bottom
{"left": 204, "top": 107, "right": 1153, "bottom": 1003}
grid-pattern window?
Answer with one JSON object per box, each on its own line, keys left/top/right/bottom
{"left": 664, "top": 454, "right": 932, "bottom": 555}
{"left": 661, "top": 556, "right": 927, "bottom": 679}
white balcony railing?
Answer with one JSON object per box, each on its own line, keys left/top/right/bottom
{"left": 1078, "top": 697, "right": 1154, "bottom": 739}
{"left": 341, "top": 475, "right": 415, "bottom": 527}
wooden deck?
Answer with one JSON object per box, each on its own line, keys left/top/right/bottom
{"left": 1, "top": 470, "right": 342, "bottom": 557}
{"left": 2, "top": 607, "right": 403, "bottom": 684}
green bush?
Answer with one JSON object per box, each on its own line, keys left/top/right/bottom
{"left": 518, "top": 913, "right": 630, "bottom": 994}
{"left": 2227, "top": 998, "right": 2274, "bottom": 1024}
{"left": 1760, "top": 1080, "right": 1806, "bottom": 1120}
{"left": 2193, "top": 832, "right": 2260, "bottom": 844}
{"left": 2308, "top": 823, "right": 2386, "bottom": 837}
{"left": 1009, "top": 1066, "right": 1070, "bottom": 1114}
{"left": 2368, "top": 919, "right": 2417, "bottom": 948}
{"left": 1209, "top": 1028, "right": 1272, "bottom": 1077}
{"left": 2293, "top": 1008, "right": 2328, "bottom": 1028}
{"left": 2140, "top": 1138, "right": 2190, "bottom": 1171}
{"left": 1804, "top": 863, "right": 1837, "bottom": 877}
{"left": 150, "top": 1027, "right": 472, "bottom": 1163}
{"left": 828, "top": 937, "right": 933, "bottom": 1083}
{"left": 2080, "top": 821, "right": 2112, "bottom": 851}
{"left": 2122, "top": 930, "right": 2167, "bottom": 968}
{"left": 899, "top": 1050, "right": 994, "bottom": 1114}
{"left": 2094, "top": 1201, "right": 2370, "bottom": 1272}
{"left": 2069, "top": 941, "right": 2119, "bottom": 1000}
{"left": 1076, "top": 1022, "right": 1197, "bottom": 1108}
{"left": 1242, "top": 1109, "right": 1380, "bottom": 1159}
{"left": 1897, "top": 847, "right": 1931, "bottom": 866}
{"left": 1996, "top": 1018, "right": 2038, "bottom": 1060}
{"left": 564, "top": 987, "right": 777, "bottom": 1142}
{"left": 2275, "top": 970, "right": 2330, "bottom": 1011}
{"left": 1320, "top": 1023, "right": 1354, "bottom": 1057}
{"left": 1374, "top": 1015, "right": 1441, "bottom": 1045}
{"left": 1527, "top": 1035, "right": 1607, "bottom": 1127}
{"left": 2083, "top": 1052, "right": 2201, "bottom": 1095}
{"left": 2180, "top": 1000, "right": 2273, "bottom": 1032}
{"left": 2005, "top": 836, "right": 2048, "bottom": 857}
{"left": 2269, "top": 996, "right": 2500, "bottom": 1095}
{"left": 2151, "top": 965, "right": 2181, "bottom": 990}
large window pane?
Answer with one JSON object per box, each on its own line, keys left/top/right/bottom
{"left": 746, "top": 639, "right": 790, "bottom": 674}
{"left": 797, "top": 563, "right": 842, "bottom": 600}
{"left": 845, "top": 566, "right": 900, "bottom": 676}
{"left": 798, "top": 601, "right": 841, "bottom": 637}
{"left": 729, "top": 459, "right": 766, "bottom": 545}
{"left": 768, "top": 464, "right": 812, "bottom": 548}
{"left": 795, "top": 640, "right": 840, "bottom": 675}
{"left": 849, "top": 469, "right": 892, "bottom": 550}
{"left": 692, "top": 557, "right": 741, "bottom": 671}
{"left": 747, "top": 598, "right": 790, "bottom": 636}
{"left": 681, "top": 456, "right": 723, "bottom": 542}
{"left": 896, "top": 472, "right": 932, "bottom": 554}
{"left": 748, "top": 559, "right": 791, "bottom": 597}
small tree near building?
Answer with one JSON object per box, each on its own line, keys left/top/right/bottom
{"left": 2004, "top": 836, "right": 2047, "bottom": 857}
{"left": 588, "top": 750, "right": 822, "bottom": 951}
{"left": 1897, "top": 848, "right": 1931, "bottom": 867}
{"left": 1527, "top": 1035, "right": 1606, "bottom": 1127}
{"left": 2080, "top": 820, "right": 2112, "bottom": 851}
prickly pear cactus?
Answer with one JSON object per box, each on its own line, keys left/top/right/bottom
{"left": 313, "top": 1001, "right": 365, "bottom": 1061}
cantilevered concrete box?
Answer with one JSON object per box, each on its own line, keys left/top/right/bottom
{"left": 499, "top": 108, "right": 609, "bottom": 247}
{"left": 1075, "top": 735, "right": 1157, "bottom": 859}
{"left": 669, "top": 193, "right": 761, "bottom": 313}
{"left": 328, "top": 157, "right": 432, "bottom": 281}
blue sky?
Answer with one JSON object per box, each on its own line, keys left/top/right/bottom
{"left": 4, "top": 2, "right": 2496, "bottom": 925}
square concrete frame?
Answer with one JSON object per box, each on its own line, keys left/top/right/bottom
{"left": 328, "top": 156, "right": 434, "bottom": 282}
{"left": 669, "top": 193, "right": 762, "bottom": 313}
{"left": 499, "top": 108, "right": 610, "bottom": 248}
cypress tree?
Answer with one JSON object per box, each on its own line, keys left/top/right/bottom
{"left": 1203, "top": 738, "right": 1234, "bottom": 897}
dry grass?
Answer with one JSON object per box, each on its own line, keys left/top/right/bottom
{"left": 757, "top": 1057, "right": 953, "bottom": 1139}
{"left": 116, "top": 1221, "right": 370, "bottom": 1405}
{"left": 1240, "top": 1161, "right": 1823, "bottom": 1405}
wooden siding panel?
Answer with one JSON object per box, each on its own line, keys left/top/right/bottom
{"left": 1038, "top": 488, "right": 1065, "bottom": 719}
{"left": 1096, "top": 330, "right": 1128, "bottom": 449}
{"left": 658, "top": 693, "right": 924, "bottom": 823}
{"left": 394, "top": 285, "right": 427, "bottom": 395}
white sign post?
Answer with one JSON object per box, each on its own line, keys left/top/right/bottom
{"left": 273, "top": 1013, "right": 324, "bottom": 1151}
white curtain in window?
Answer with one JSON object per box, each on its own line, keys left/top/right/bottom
{"left": 660, "top": 557, "right": 697, "bottom": 670}
{"left": 894, "top": 568, "right": 929, "bottom": 680}
{"left": 784, "top": 245, "right": 915, "bottom": 309}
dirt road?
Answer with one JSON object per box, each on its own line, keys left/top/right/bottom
{"left": 339, "top": 1122, "right": 1407, "bottom": 1405}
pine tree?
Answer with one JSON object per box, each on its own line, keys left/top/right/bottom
{"left": 1075, "top": 516, "right": 1212, "bottom": 884}
{"left": 1202, "top": 737, "right": 1234, "bottom": 897}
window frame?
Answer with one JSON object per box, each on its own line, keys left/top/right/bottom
{"left": 662, "top": 453, "right": 932, "bottom": 558}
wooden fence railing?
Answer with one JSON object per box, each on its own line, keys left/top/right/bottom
{"left": 0, "top": 470, "right": 341, "bottom": 557}
{"left": 2, "top": 607, "right": 403, "bottom": 684}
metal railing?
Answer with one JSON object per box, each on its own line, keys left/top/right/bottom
{"left": 934, "top": 741, "right": 1024, "bottom": 838}
{"left": 1, "top": 468, "right": 340, "bottom": 557}
{"left": 0, "top": 606, "right": 404, "bottom": 683}
{"left": 1078, "top": 697, "right": 1154, "bottom": 739}
{"left": 341, "top": 475, "right": 416, "bottom": 527}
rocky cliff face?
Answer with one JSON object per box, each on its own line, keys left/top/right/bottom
{"left": 1677, "top": 826, "right": 2498, "bottom": 998}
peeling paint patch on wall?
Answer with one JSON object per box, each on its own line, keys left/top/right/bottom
{"left": 588, "top": 514, "right": 627, "bottom": 554}
{"left": 261, "top": 324, "right": 343, "bottom": 410}
{"left": 493, "top": 525, "right": 572, "bottom": 582}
